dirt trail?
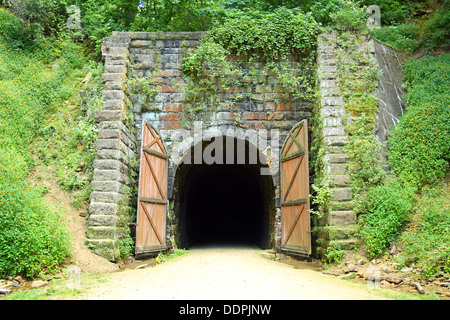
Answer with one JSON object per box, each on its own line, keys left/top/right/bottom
{"left": 75, "top": 247, "right": 390, "bottom": 300}
{"left": 34, "top": 164, "right": 118, "bottom": 274}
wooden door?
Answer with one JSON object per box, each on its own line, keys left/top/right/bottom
{"left": 280, "top": 120, "right": 311, "bottom": 255}
{"left": 135, "top": 122, "right": 169, "bottom": 255}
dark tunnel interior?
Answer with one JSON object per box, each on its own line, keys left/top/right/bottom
{"left": 173, "top": 138, "right": 275, "bottom": 249}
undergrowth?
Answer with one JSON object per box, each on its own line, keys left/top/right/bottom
{"left": 0, "top": 8, "right": 95, "bottom": 278}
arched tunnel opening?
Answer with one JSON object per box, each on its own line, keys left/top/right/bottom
{"left": 173, "top": 137, "right": 276, "bottom": 249}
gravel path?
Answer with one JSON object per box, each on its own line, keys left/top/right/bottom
{"left": 76, "top": 247, "right": 389, "bottom": 300}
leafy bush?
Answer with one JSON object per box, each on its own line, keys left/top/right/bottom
{"left": 346, "top": 129, "right": 386, "bottom": 195}
{"left": 398, "top": 186, "right": 450, "bottom": 279}
{"left": 310, "top": 0, "right": 343, "bottom": 25}
{"left": 371, "top": 24, "right": 420, "bottom": 52}
{"left": 0, "top": 12, "right": 87, "bottom": 277}
{"left": 79, "top": 0, "right": 131, "bottom": 56}
{"left": 0, "top": 7, "right": 33, "bottom": 48}
{"left": 181, "top": 7, "right": 320, "bottom": 112}
{"left": 421, "top": 3, "right": 450, "bottom": 51}
{"left": 207, "top": 7, "right": 320, "bottom": 60}
{"left": 357, "top": 179, "right": 415, "bottom": 258}
{"left": 330, "top": 0, "right": 368, "bottom": 32}
{"left": 2, "top": 0, "right": 68, "bottom": 40}
{"left": 0, "top": 149, "right": 71, "bottom": 278}
{"left": 388, "top": 54, "right": 450, "bottom": 190}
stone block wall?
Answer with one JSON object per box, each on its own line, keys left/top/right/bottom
{"left": 122, "top": 32, "right": 314, "bottom": 198}
{"left": 314, "top": 30, "right": 384, "bottom": 259}
{"left": 86, "top": 34, "right": 136, "bottom": 260}
{"left": 86, "top": 30, "right": 383, "bottom": 261}
{"left": 314, "top": 31, "right": 359, "bottom": 258}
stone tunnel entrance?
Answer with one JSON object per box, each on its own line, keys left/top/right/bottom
{"left": 88, "top": 31, "right": 371, "bottom": 261}
{"left": 172, "top": 136, "right": 276, "bottom": 249}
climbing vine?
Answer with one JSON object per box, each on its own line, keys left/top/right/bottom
{"left": 181, "top": 8, "right": 321, "bottom": 121}
{"left": 335, "top": 31, "right": 386, "bottom": 199}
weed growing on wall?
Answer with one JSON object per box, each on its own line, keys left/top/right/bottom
{"left": 309, "top": 103, "right": 331, "bottom": 221}
{"left": 335, "top": 31, "right": 386, "bottom": 198}
{"left": 181, "top": 7, "right": 321, "bottom": 120}
{"left": 330, "top": 0, "right": 369, "bottom": 32}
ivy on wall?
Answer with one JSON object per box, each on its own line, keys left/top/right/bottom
{"left": 180, "top": 7, "right": 321, "bottom": 120}
{"left": 335, "top": 32, "right": 386, "bottom": 198}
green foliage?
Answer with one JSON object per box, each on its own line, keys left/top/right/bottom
{"left": 330, "top": 0, "right": 369, "bottom": 32}
{"left": 207, "top": 7, "right": 320, "bottom": 59}
{"left": 35, "top": 61, "right": 102, "bottom": 209}
{"left": 346, "top": 129, "right": 386, "bottom": 196}
{"left": 335, "top": 31, "right": 385, "bottom": 196}
{"left": 0, "top": 149, "right": 71, "bottom": 278}
{"left": 182, "top": 8, "right": 320, "bottom": 115}
{"left": 0, "top": 14, "right": 89, "bottom": 277}
{"left": 360, "top": 0, "right": 423, "bottom": 25}
{"left": 0, "top": 7, "right": 33, "bottom": 48}
{"left": 421, "top": 3, "right": 450, "bottom": 51}
{"left": 310, "top": 110, "right": 332, "bottom": 220}
{"left": 78, "top": 0, "right": 133, "bottom": 56}
{"left": 156, "top": 249, "right": 185, "bottom": 264}
{"left": 310, "top": 0, "right": 342, "bottom": 25}
{"left": 369, "top": 2, "right": 450, "bottom": 53}
{"left": 371, "top": 24, "right": 420, "bottom": 52}
{"left": 388, "top": 54, "right": 450, "bottom": 190}
{"left": 397, "top": 185, "right": 450, "bottom": 279}
{"left": 2, "top": 0, "right": 69, "bottom": 40}
{"left": 131, "top": 0, "right": 221, "bottom": 32}
{"left": 357, "top": 178, "right": 415, "bottom": 258}
{"left": 324, "top": 242, "right": 346, "bottom": 264}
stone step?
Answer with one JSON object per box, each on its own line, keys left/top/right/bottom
{"left": 330, "top": 225, "right": 357, "bottom": 239}
{"left": 89, "top": 202, "right": 119, "bottom": 215}
{"left": 85, "top": 239, "right": 118, "bottom": 261}
{"left": 93, "top": 169, "right": 129, "bottom": 184}
{"left": 89, "top": 214, "right": 118, "bottom": 227}
{"left": 315, "top": 224, "right": 357, "bottom": 241}
{"left": 330, "top": 200, "right": 354, "bottom": 211}
{"left": 328, "top": 238, "right": 359, "bottom": 251}
{"left": 326, "top": 154, "right": 349, "bottom": 163}
{"left": 323, "top": 127, "right": 346, "bottom": 136}
{"left": 328, "top": 210, "right": 356, "bottom": 225}
{"left": 87, "top": 226, "right": 117, "bottom": 239}
{"left": 331, "top": 188, "right": 352, "bottom": 201}
{"left": 330, "top": 175, "right": 349, "bottom": 187}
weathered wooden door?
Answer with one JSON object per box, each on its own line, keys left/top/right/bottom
{"left": 280, "top": 120, "right": 311, "bottom": 255}
{"left": 135, "top": 122, "right": 169, "bottom": 255}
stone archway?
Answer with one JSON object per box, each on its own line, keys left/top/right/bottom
{"left": 171, "top": 135, "right": 276, "bottom": 249}
{"left": 86, "top": 31, "right": 383, "bottom": 261}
